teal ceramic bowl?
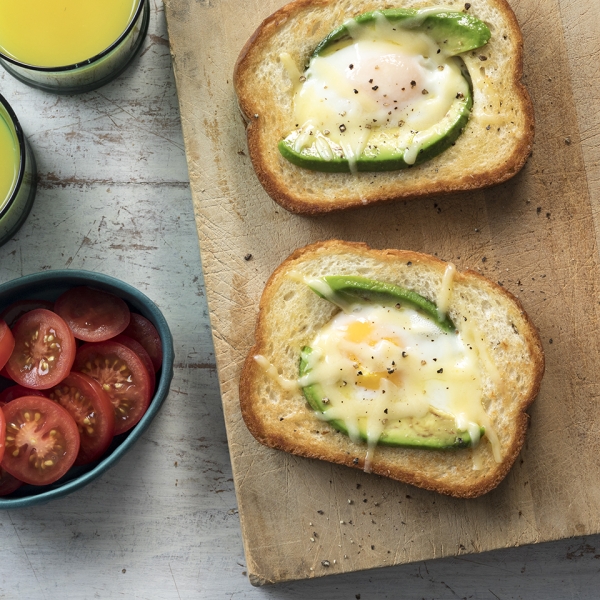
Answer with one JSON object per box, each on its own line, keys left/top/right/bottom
{"left": 0, "top": 270, "right": 174, "bottom": 508}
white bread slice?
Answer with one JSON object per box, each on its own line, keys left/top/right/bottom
{"left": 239, "top": 241, "right": 544, "bottom": 498}
{"left": 234, "top": 0, "right": 534, "bottom": 214}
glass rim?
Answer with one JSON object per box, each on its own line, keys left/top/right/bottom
{"left": 0, "top": 0, "right": 146, "bottom": 73}
{"left": 0, "top": 92, "right": 26, "bottom": 221}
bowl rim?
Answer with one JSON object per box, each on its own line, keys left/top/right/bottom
{"left": 0, "top": 269, "right": 174, "bottom": 508}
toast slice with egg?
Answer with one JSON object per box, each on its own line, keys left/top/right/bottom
{"left": 239, "top": 241, "right": 544, "bottom": 498}
{"left": 234, "top": 0, "right": 534, "bottom": 214}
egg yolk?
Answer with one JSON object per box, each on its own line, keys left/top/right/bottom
{"left": 344, "top": 319, "right": 404, "bottom": 389}
{"left": 340, "top": 44, "right": 425, "bottom": 112}
{"left": 287, "top": 26, "right": 469, "bottom": 168}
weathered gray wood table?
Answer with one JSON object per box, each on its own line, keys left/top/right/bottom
{"left": 0, "top": 2, "right": 598, "bottom": 598}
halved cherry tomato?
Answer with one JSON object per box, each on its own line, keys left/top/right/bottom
{"left": 123, "top": 313, "right": 163, "bottom": 371}
{"left": 0, "top": 320, "right": 15, "bottom": 373}
{"left": 5, "top": 309, "right": 76, "bottom": 390}
{"left": 73, "top": 341, "right": 152, "bottom": 435}
{"left": 1, "top": 396, "right": 80, "bottom": 485}
{"left": 0, "top": 407, "right": 5, "bottom": 463}
{"left": 0, "top": 299, "right": 54, "bottom": 328}
{"left": 48, "top": 372, "right": 116, "bottom": 465}
{"left": 112, "top": 334, "right": 156, "bottom": 397}
{"left": 0, "top": 466, "right": 23, "bottom": 496}
{"left": 0, "top": 385, "right": 47, "bottom": 407}
{"left": 54, "top": 287, "right": 130, "bottom": 342}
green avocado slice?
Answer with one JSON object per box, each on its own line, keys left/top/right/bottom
{"left": 300, "top": 348, "right": 480, "bottom": 449}
{"left": 278, "top": 82, "right": 472, "bottom": 172}
{"left": 307, "top": 275, "right": 455, "bottom": 332}
{"left": 299, "top": 276, "right": 484, "bottom": 449}
{"left": 279, "top": 8, "right": 488, "bottom": 173}
{"left": 313, "top": 9, "right": 491, "bottom": 57}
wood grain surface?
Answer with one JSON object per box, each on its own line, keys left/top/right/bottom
{"left": 1, "top": 1, "right": 600, "bottom": 598}
{"left": 164, "top": 0, "right": 600, "bottom": 586}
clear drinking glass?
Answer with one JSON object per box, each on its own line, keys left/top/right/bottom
{"left": 0, "top": 94, "right": 37, "bottom": 248}
{"left": 0, "top": 0, "right": 150, "bottom": 95}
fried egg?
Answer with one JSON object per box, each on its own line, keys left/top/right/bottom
{"left": 282, "top": 15, "right": 470, "bottom": 170}
{"left": 299, "top": 301, "right": 500, "bottom": 463}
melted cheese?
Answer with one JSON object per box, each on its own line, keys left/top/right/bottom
{"left": 298, "top": 303, "right": 497, "bottom": 451}
{"left": 254, "top": 272, "right": 503, "bottom": 467}
{"left": 254, "top": 354, "right": 299, "bottom": 392}
{"left": 284, "top": 13, "right": 469, "bottom": 171}
{"left": 437, "top": 262, "right": 456, "bottom": 321}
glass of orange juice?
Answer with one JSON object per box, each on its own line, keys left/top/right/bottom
{"left": 0, "top": 0, "right": 149, "bottom": 94}
{"left": 0, "top": 94, "right": 37, "bottom": 248}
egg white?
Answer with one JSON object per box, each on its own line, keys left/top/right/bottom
{"left": 299, "top": 304, "right": 490, "bottom": 450}
{"left": 288, "top": 24, "right": 469, "bottom": 166}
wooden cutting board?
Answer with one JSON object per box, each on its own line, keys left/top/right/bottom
{"left": 164, "top": 0, "right": 600, "bottom": 585}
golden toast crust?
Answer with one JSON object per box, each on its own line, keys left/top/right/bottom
{"left": 234, "top": 0, "right": 534, "bottom": 214}
{"left": 239, "top": 241, "right": 545, "bottom": 498}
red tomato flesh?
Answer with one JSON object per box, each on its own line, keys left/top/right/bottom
{"left": 0, "top": 385, "right": 47, "bottom": 407}
{"left": 73, "top": 341, "right": 152, "bottom": 435}
{"left": 0, "top": 320, "right": 15, "bottom": 373}
{"left": 0, "top": 407, "right": 5, "bottom": 464}
{"left": 1, "top": 396, "right": 80, "bottom": 485}
{"left": 123, "top": 313, "right": 162, "bottom": 372}
{"left": 0, "top": 466, "right": 23, "bottom": 496}
{"left": 54, "top": 286, "right": 130, "bottom": 342}
{"left": 48, "top": 371, "right": 116, "bottom": 465}
{"left": 0, "top": 299, "right": 54, "bottom": 328}
{"left": 112, "top": 334, "right": 156, "bottom": 397}
{"left": 6, "top": 309, "right": 76, "bottom": 390}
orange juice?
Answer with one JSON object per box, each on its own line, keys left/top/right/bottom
{"left": 0, "top": 0, "right": 140, "bottom": 68}
{"left": 0, "top": 111, "right": 18, "bottom": 211}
